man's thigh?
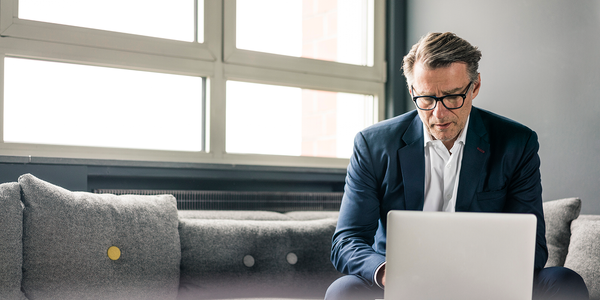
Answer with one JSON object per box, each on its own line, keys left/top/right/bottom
{"left": 533, "top": 266, "right": 589, "bottom": 300}
{"left": 325, "top": 275, "right": 384, "bottom": 300}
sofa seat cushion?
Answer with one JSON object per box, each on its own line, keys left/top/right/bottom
{"left": 564, "top": 215, "right": 600, "bottom": 300}
{"left": 543, "top": 197, "right": 581, "bottom": 267}
{"left": 0, "top": 182, "right": 29, "bottom": 300}
{"left": 19, "top": 174, "right": 181, "bottom": 300}
{"left": 177, "top": 218, "right": 342, "bottom": 300}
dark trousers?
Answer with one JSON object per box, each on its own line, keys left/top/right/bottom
{"left": 325, "top": 267, "right": 589, "bottom": 300}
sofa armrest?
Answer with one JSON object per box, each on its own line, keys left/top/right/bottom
{"left": 0, "top": 182, "right": 28, "bottom": 300}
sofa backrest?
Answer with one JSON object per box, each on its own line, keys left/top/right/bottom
{"left": 177, "top": 212, "right": 342, "bottom": 299}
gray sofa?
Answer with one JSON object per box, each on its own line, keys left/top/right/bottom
{"left": 0, "top": 174, "right": 598, "bottom": 300}
{"left": 0, "top": 174, "right": 341, "bottom": 300}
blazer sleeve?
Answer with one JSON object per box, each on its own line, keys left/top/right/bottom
{"left": 503, "top": 130, "right": 548, "bottom": 271}
{"left": 330, "top": 131, "right": 386, "bottom": 286}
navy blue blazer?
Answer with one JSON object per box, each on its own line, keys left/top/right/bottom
{"left": 331, "top": 106, "right": 548, "bottom": 285}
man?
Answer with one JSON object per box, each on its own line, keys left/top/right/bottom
{"left": 325, "top": 32, "right": 588, "bottom": 300}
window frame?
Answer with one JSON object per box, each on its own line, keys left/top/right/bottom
{"left": 0, "top": 0, "right": 386, "bottom": 170}
{"left": 0, "top": 0, "right": 215, "bottom": 60}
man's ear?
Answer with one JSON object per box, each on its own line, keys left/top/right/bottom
{"left": 471, "top": 74, "right": 481, "bottom": 99}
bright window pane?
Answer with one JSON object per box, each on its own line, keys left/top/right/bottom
{"left": 4, "top": 57, "right": 204, "bottom": 151}
{"left": 226, "top": 81, "right": 374, "bottom": 158}
{"left": 236, "top": 0, "right": 374, "bottom": 66}
{"left": 19, "top": 0, "right": 199, "bottom": 42}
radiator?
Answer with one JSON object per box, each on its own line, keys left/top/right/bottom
{"left": 93, "top": 189, "right": 343, "bottom": 212}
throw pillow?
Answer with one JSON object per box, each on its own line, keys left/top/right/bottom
{"left": 543, "top": 197, "right": 581, "bottom": 267}
{"left": 0, "top": 182, "right": 29, "bottom": 300}
{"left": 19, "top": 174, "right": 181, "bottom": 300}
{"left": 564, "top": 215, "right": 600, "bottom": 300}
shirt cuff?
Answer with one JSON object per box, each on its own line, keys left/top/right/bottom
{"left": 374, "top": 262, "right": 386, "bottom": 289}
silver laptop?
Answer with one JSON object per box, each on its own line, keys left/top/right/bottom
{"left": 384, "top": 211, "right": 537, "bottom": 300}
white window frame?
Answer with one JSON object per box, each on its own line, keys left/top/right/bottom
{"left": 0, "top": 0, "right": 215, "bottom": 61}
{"left": 0, "top": 0, "right": 386, "bottom": 169}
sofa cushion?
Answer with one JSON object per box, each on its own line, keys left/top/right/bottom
{"left": 177, "top": 218, "right": 342, "bottom": 299}
{"left": 564, "top": 215, "right": 600, "bottom": 300}
{"left": 19, "top": 174, "right": 181, "bottom": 300}
{"left": 0, "top": 182, "right": 29, "bottom": 300}
{"left": 543, "top": 197, "right": 581, "bottom": 267}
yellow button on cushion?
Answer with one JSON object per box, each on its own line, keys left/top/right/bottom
{"left": 107, "top": 246, "right": 121, "bottom": 261}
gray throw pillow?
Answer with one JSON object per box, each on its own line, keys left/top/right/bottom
{"left": 564, "top": 215, "right": 600, "bottom": 300}
{"left": 177, "top": 218, "right": 342, "bottom": 299}
{"left": 543, "top": 197, "right": 581, "bottom": 267}
{"left": 0, "top": 182, "right": 29, "bottom": 300}
{"left": 19, "top": 174, "right": 180, "bottom": 300}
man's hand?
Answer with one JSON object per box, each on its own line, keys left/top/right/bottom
{"left": 376, "top": 264, "right": 386, "bottom": 287}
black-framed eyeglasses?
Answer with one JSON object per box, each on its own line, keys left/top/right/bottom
{"left": 411, "top": 82, "right": 473, "bottom": 111}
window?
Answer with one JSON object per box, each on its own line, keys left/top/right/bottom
{"left": 236, "top": 0, "right": 373, "bottom": 66}
{"left": 0, "top": 0, "right": 385, "bottom": 168}
{"left": 19, "top": 0, "right": 202, "bottom": 42}
{"left": 226, "top": 81, "right": 373, "bottom": 158}
{"left": 4, "top": 57, "right": 204, "bottom": 152}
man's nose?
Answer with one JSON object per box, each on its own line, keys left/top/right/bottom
{"left": 432, "top": 100, "right": 450, "bottom": 118}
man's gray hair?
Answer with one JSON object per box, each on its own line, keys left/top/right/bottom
{"left": 402, "top": 32, "right": 482, "bottom": 86}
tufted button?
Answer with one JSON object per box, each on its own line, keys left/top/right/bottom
{"left": 243, "top": 255, "right": 255, "bottom": 267}
{"left": 107, "top": 246, "right": 121, "bottom": 261}
{"left": 286, "top": 252, "right": 298, "bottom": 265}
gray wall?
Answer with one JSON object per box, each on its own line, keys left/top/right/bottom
{"left": 406, "top": 0, "right": 600, "bottom": 214}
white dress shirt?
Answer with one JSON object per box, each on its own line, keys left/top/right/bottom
{"left": 422, "top": 116, "right": 470, "bottom": 212}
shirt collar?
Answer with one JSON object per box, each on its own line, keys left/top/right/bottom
{"left": 423, "top": 115, "right": 471, "bottom": 147}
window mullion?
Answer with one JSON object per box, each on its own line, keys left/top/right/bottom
{"left": 204, "top": 0, "right": 225, "bottom": 157}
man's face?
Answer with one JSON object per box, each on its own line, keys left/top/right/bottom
{"left": 411, "top": 61, "right": 481, "bottom": 150}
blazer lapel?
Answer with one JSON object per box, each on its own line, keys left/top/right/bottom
{"left": 455, "top": 107, "right": 490, "bottom": 211}
{"left": 398, "top": 115, "right": 425, "bottom": 211}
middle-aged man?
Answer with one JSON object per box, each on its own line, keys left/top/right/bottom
{"left": 325, "top": 32, "right": 589, "bottom": 300}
